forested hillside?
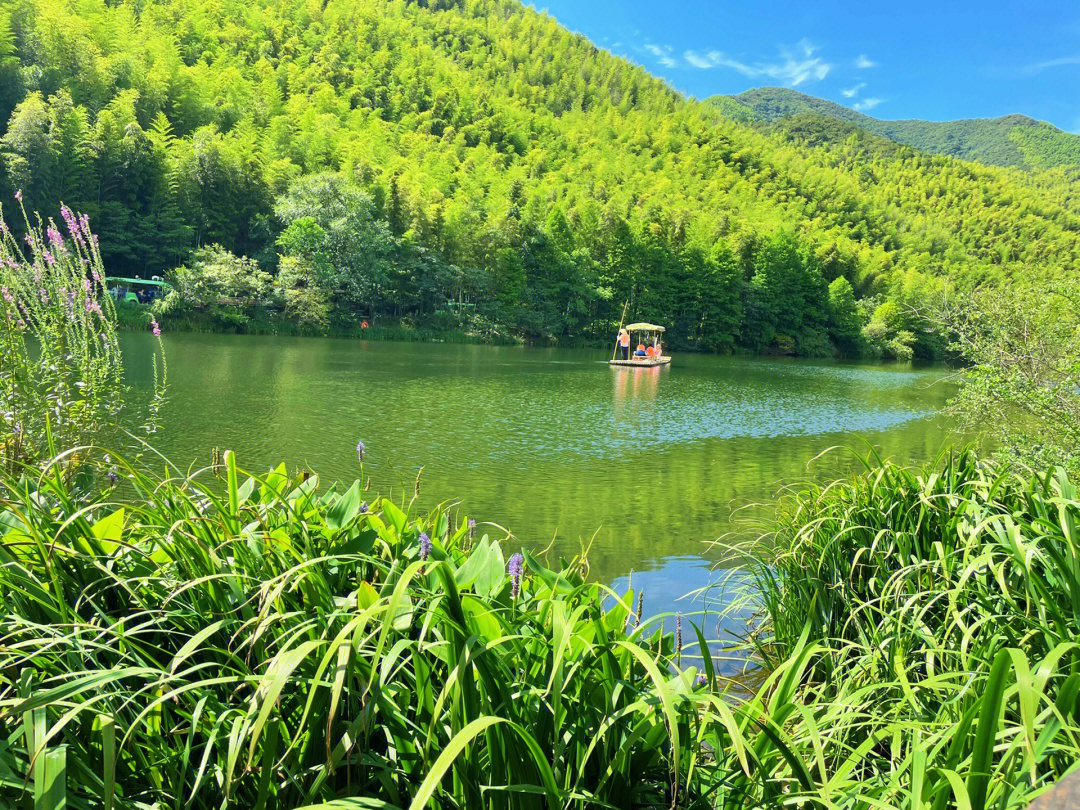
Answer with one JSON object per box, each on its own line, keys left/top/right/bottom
{"left": 1, "top": 0, "right": 1078, "bottom": 356}
{"left": 724, "top": 87, "right": 1080, "bottom": 169}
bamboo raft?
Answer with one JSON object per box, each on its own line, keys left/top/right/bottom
{"left": 611, "top": 320, "right": 671, "bottom": 368}
{"left": 609, "top": 356, "right": 671, "bottom": 367}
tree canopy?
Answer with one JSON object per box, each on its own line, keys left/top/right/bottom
{"left": 0, "top": 0, "right": 1077, "bottom": 355}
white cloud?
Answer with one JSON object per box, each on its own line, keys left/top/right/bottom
{"left": 1023, "top": 55, "right": 1080, "bottom": 73}
{"left": 853, "top": 97, "right": 883, "bottom": 112}
{"left": 841, "top": 82, "right": 866, "bottom": 98}
{"left": 855, "top": 54, "right": 877, "bottom": 69}
{"left": 684, "top": 50, "right": 715, "bottom": 69}
{"left": 682, "top": 40, "right": 831, "bottom": 85}
{"left": 644, "top": 43, "right": 677, "bottom": 68}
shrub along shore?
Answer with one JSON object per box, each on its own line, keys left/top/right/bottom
{"left": 116, "top": 301, "right": 515, "bottom": 345}
{"left": 1, "top": 447, "right": 1079, "bottom": 808}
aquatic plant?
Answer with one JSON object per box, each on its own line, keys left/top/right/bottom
{"left": 733, "top": 447, "right": 1080, "bottom": 808}
{"left": 0, "top": 450, "right": 718, "bottom": 808}
{"left": 3, "top": 443, "right": 1080, "bottom": 808}
{"left": 508, "top": 551, "right": 524, "bottom": 599}
{"left": 0, "top": 199, "right": 166, "bottom": 469}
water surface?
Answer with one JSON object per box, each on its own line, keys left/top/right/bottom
{"left": 124, "top": 333, "right": 958, "bottom": 624}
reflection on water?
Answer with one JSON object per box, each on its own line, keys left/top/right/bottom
{"left": 608, "top": 556, "right": 759, "bottom": 676}
{"left": 122, "top": 333, "right": 959, "bottom": 615}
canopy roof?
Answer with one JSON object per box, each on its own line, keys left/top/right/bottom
{"left": 105, "top": 277, "right": 170, "bottom": 287}
{"left": 625, "top": 322, "right": 665, "bottom": 332}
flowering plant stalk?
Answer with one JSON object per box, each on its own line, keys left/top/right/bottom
{"left": 0, "top": 197, "right": 165, "bottom": 469}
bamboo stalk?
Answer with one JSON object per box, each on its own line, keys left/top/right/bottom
{"left": 611, "top": 298, "right": 630, "bottom": 362}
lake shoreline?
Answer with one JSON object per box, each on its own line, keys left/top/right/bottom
{"left": 119, "top": 305, "right": 907, "bottom": 360}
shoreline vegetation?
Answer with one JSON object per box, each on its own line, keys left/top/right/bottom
{"left": 6, "top": 1, "right": 1079, "bottom": 362}
{"left": 2, "top": 447, "right": 1079, "bottom": 807}
{"left": 115, "top": 301, "right": 945, "bottom": 360}
{"left": 2, "top": 204, "right": 1080, "bottom": 806}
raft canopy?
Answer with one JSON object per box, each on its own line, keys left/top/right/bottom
{"left": 625, "top": 322, "right": 665, "bottom": 332}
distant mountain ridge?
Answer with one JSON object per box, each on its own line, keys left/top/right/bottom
{"left": 712, "top": 87, "right": 1080, "bottom": 169}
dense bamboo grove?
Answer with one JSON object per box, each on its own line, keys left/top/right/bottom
{"left": 1, "top": 0, "right": 1078, "bottom": 352}
{"left": 1, "top": 446, "right": 1079, "bottom": 807}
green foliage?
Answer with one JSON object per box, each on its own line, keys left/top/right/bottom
{"left": 946, "top": 282, "right": 1080, "bottom": 475}
{"left": 749, "top": 231, "right": 829, "bottom": 354}
{"left": 0, "top": 202, "right": 163, "bottom": 467}
{"left": 826, "top": 276, "right": 863, "bottom": 356}
{"left": 737, "top": 449, "right": 1080, "bottom": 807}
{"left": 863, "top": 300, "right": 917, "bottom": 360}
{"left": 274, "top": 174, "right": 398, "bottom": 326}
{"left": 169, "top": 245, "right": 276, "bottom": 310}
{"left": 493, "top": 246, "right": 526, "bottom": 319}
{"left": 6, "top": 443, "right": 1080, "bottom": 807}
{"left": 1, "top": 0, "right": 1078, "bottom": 355}
{"left": 726, "top": 86, "right": 1080, "bottom": 169}
{"left": 0, "top": 451, "right": 721, "bottom": 808}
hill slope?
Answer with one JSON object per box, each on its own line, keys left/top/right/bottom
{"left": 720, "top": 87, "right": 1080, "bottom": 169}
{"left": 0, "top": 0, "right": 1078, "bottom": 357}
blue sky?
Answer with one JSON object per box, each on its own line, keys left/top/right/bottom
{"left": 529, "top": 1, "right": 1080, "bottom": 132}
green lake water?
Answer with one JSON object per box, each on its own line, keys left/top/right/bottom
{"left": 123, "top": 332, "right": 959, "bottom": 631}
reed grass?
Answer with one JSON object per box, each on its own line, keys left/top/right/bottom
{"left": 2, "top": 446, "right": 1079, "bottom": 808}
{"left": 0, "top": 449, "right": 722, "bottom": 808}
{"left": 734, "top": 447, "right": 1080, "bottom": 808}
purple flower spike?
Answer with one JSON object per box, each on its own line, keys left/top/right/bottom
{"left": 356, "top": 440, "right": 365, "bottom": 462}
{"left": 150, "top": 318, "right": 161, "bottom": 337}
{"left": 418, "top": 532, "right": 431, "bottom": 561}
{"left": 695, "top": 674, "right": 707, "bottom": 688}
{"left": 107, "top": 467, "right": 118, "bottom": 486}
{"left": 468, "top": 518, "right": 476, "bottom": 540}
{"left": 358, "top": 501, "right": 369, "bottom": 514}
{"left": 508, "top": 552, "right": 524, "bottom": 599}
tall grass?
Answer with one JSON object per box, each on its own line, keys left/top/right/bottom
{"left": 736, "top": 448, "right": 1080, "bottom": 808}
{"left": 0, "top": 201, "right": 166, "bottom": 471}
{"left": 0, "top": 449, "right": 727, "bottom": 808}
{"left": 3, "top": 446, "right": 1079, "bottom": 808}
